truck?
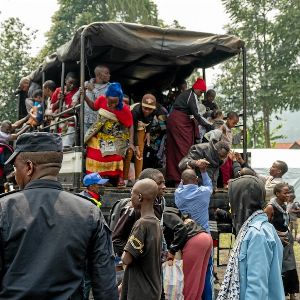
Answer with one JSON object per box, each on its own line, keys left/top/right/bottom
{"left": 19, "top": 22, "right": 247, "bottom": 221}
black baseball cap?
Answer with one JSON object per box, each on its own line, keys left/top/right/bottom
{"left": 5, "top": 132, "right": 63, "bottom": 165}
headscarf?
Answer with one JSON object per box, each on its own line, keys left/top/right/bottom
{"left": 105, "top": 82, "right": 124, "bottom": 110}
{"left": 228, "top": 175, "right": 265, "bottom": 234}
{"left": 192, "top": 78, "right": 206, "bottom": 92}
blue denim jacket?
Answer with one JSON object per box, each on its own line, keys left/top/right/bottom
{"left": 239, "top": 213, "right": 285, "bottom": 300}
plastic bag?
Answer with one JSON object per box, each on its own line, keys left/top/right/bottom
{"left": 162, "top": 259, "right": 184, "bottom": 300}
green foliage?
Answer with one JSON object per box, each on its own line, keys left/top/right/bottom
{"left": 44, "top": 0, "right": 163, "bottom": 54}
{"left": 217, "top": 0, "right": 300, "bottom": 147}
{"left": 247, "top": 117, "right": 286, "bottom": 148}
{"left": 0, "top": 18, "right": 35, "bottom": 121}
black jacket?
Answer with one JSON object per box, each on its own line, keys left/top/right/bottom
{"left": 0, "top": 179, "right": 118, "bottom": 300}
{"left": 178, "top": 141, "right": 223, "bottom": 187}
{"left": 163, "top": 207, "right": 205, "bottom": 255}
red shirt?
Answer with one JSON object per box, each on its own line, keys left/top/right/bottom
{"left": 51, "top": 87, "right": 78, "bottom": 113}
{"left": 94, "top": 95, "right": 133, "bottom": 128}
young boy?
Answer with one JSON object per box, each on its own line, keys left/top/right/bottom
{"left": 262, "top": 160, "right": 288, "bottom": 202}
{"left": 26, "top": 89, "right": 44, "bottom": 128}
{"left": 121, "top": 178, "right": 162, "bottom": 300}
{"left": 219, "top": 111, "right": 241, "bottom": 188}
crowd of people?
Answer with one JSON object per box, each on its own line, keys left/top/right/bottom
{"left": 0, "top": 66, "right": 299, "bottom": 300}
{"left": 1, "top": 64, "right": 245, "bottom": 189}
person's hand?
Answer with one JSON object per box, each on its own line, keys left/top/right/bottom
{"left": 79, "top": 87, "right": 85, "bottom": 96}
{"left": 118, "top": 283, "right": 122, "bottom": 297}
{"left": 235, "top": 152, "right": 245, "bottom": 164}
{"left": 167, "top": 252, "right": 175, "bottom": 266}
{"left": 58, "top": 91, "right": 64, "bottom": 101}
{"left": 145, "top": 132, "right": 151, "bottom": 146}
{"left": 195, "top": 159, "right": 210, "bottom": 172}
{"left": 135, "top": 146, "right": 142, "bottom": 160}
{"left": 85, "top": 82, "right": 94, "bottom": 91}
{"left": 129, "top": 143, "right": 135, "bottom": 152}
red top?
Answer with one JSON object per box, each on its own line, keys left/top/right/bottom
{"left": 51, "top": 87, "right": 78, "bottom": 112}
{"left": 94, "top": 95, "right": 133, "bottom": 128}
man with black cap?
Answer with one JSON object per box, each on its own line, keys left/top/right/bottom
{"left": 217, "top": 175, "right": 284, "bottom": 300}
{"left": 0, "top": 132, "right": 118, "bottom": 299}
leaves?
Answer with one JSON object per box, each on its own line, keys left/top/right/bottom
{"left": 0, "top": 18, "right": 35, "bottom": 121}
{"left": 217, "top": 0, "right": 300, "bottom": 147}
{"left": 44, "top": 0, "right": 163, "bottom": 55}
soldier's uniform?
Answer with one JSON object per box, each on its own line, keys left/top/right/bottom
{"left": 0, "top": 132, "right": 118, "bottom": 300}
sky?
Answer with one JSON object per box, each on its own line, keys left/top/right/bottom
{"left": 0, "top": 0, "right": 229, "bottom": 56}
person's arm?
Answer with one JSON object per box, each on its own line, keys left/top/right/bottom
{"left": 187, "top": 93, "right": 214, "bottom": 131}
{"left": 89, "top": 211, "right": 119, "bottom": 299}
{"left": 232, "top": 159, "right": 242, "bottom": 178}
{"left": 112, "top": 207, "right": 137, "bottom": 257}
{"left": 200, "top": 171, "right": 213, "bottom": 194}
{"left": 12, "top": 115, "right": 29, "bottom": 130}
{"left": 244, "top": 230, "right": 275, "bottom": 299}
{"left": 264, "top": 205, "right": 274, "bottom": 222}
{"left": 163, "top": 212, "right": 188, "bottom": 255}
{"left": 121, "top": 251, "right": 133, "bottom": 265}
{"left": 128, "top": 125, "right": 135, "bottom": 151}
{"left": 84, "top": 91, "right": 96, "bottom": 110}
{"left": 121, "top": 219, "right": 146, "bottom": 266}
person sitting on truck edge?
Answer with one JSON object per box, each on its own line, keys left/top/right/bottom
{"left": 74, "top": 65, "right": 111, "bottom": 135}
{"left": 84, "top": 82, "right": 133, "bottom": 188}
{"left": 51, "top": 72, "right": 79, "bottom": 148}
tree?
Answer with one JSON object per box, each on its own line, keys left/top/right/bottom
{"left": 44, "top": 0, "right": 163, "bottom": 54}
{"left": 0, "top": 18, "right": 35, "bottom": 121}
{"left": 216, "top": 0, "right": 300, "bottom": 147}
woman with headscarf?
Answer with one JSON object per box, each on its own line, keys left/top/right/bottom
{"left": 166, "top": 78, "right": 214, "bottom": 186}
{"left": 217, "top": 175, "right": 285, "bottom": 300}
{"left": 264, "top": 182, "right": 299, "bottom": 300}
{"left": 84, "top": 82, "right": 133, "bottom": 187}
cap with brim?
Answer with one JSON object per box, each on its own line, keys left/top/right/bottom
{"left": 142, "top": 103, "right": 156, "bottom": 109}
{"left": 5, "top": 132, "right": 63, "bottom": 165}
{"left": 83, "top": 172, "right": 109, "bottom": 186}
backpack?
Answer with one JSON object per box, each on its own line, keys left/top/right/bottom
{"left": 108, "top": 198, "right": 131, "bottom": 231}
